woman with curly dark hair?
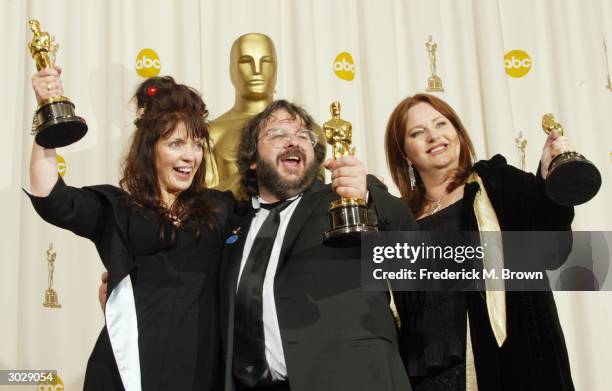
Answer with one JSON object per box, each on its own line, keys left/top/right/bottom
{"left": 28, "top": 67, "right": 230, "bottom": 390}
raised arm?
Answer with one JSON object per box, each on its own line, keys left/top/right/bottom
{"left": 534, "top": 129, "right": 576, "bottom": 230}
{"left": 27, "top": 65, "right": 107, "bottom": 243}
{"left": 29, "top": 66, "right": 63, "bottom": 196}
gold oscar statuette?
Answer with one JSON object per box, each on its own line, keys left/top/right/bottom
{"left": 425, "top": 35, "right": 444, "bottom": 92}
{"left": 323, "top": 101, "right": 377, "bottom": 244}
{"left": 515, "top": 131, "right": 527, "bottom": 171}
{"left": 43, "top": 243, "right": 61, "bottom": 308}
{"left": 541, "top": 113, "right": 601, "bottom": 206}
{"left": 28, "top": 19, "right": 87, "bottom": 148}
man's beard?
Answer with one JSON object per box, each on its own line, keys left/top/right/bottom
{"left": 256, "top": 149, "right": 319, "bottom": 200}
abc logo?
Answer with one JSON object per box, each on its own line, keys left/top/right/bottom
{"left": 56, "top": 154, "right": 66, "bottom": 178}
{"left": 333, "top": 52, "right": 356, "bottom": 81}
{"left": 37, "top": 373, "right": 64, "bottom": 391}
{"left": 504, "top": 49, "right": 532, "bottom": 78}
{"left": 135, "top": 48, "right": 161, "bottom": 78}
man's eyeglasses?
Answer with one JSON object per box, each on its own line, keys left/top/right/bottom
{"left": 259, "top": 128, "right": 318, "bottom": 148}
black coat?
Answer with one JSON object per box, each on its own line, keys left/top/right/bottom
{"left": 27, "top": 178, "right": 231, "bottom": 390}
{"left": 463, "top": 155, "right": 575, "bottom": 391}
{"left": 219, "top": 177, "right": 417, "bottom": 391}
{"left": 402, "top": 155, "right": 575, "bottom": 391}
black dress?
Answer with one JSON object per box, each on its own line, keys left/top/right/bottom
{"left": 132, "top": 209, "right": 223, "bottom": 390}
{"left": 27, "top": 178, "right": 230, "bottom": 390}
{"left": 396, "top": 200, "right": 467, "bottom": 391}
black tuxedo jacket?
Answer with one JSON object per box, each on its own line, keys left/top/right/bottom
{"left": 219, "top": 177, "right": 416, "bottom": 391}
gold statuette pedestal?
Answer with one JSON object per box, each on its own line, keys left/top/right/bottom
{"left": 541, "top": 113, "right": 601, "bottom": 206}
{"left": 44, "top": 289, "right": 61, "bottom": 309}
{"left": 322, "top": 102, "right": 377, "bottom": 244}
{"left": 28, "top": 19, "right": 87, "bottom": 148}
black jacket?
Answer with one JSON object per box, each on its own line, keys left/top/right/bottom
{"left": 464, "top": 155, "right": 575, "bottom": 391}
{"left": 219, "top": 176, "right": 417, "bottom": 391}
{"left": 27, "top": 178, "right": 231, "bottom": 390}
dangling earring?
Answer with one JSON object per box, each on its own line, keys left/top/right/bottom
{"left": 408, "top": 161, "right": 416, "bottom": 190}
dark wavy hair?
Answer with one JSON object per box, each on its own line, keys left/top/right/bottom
{"left": 120, "top": 76, "right": 213, "bottom": 234}
{"left": 385, "top": 93, "right": 476, "bottom": 217}
{"left": 237, "top": 100, "right": 326, "bottom": 197}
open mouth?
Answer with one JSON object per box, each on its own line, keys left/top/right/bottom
{"left": 173, "top": 166, "right": 193, "bottom": 179}
{"left": 428, "top": 144, "right": 448, "bottom": 154}
{"left": 278, "top": 150, "right": 305, "bottom": 170}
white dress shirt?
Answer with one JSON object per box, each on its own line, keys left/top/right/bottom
{"left": 236, "top": 194, "right": 302, "bottom": 380}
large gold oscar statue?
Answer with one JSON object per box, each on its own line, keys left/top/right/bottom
{"left": 205, "top": 33, "right": 325, "bottom": 198}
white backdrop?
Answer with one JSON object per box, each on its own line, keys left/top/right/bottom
{"left": 1, "top": 0, "right": 611, "bottom": 389}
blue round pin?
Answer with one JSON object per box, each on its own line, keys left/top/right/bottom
{"left": 225, "top": 234, "right": 239, "bottom": 244}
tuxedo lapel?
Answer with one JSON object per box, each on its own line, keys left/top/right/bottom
{"left": 221, "top": 206, "right": 256, "bottom": 310}
{"left": 220, "top": 204, "right": 256, "bottom": 389}
{"left": 277, "top": 181, "right": 329, "bottom": 270}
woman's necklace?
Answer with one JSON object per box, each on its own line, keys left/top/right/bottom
{"left": 168, "top": 213, "right": 182, "bottom": 228}
{"left": 162, "top": 197, "right": 182, "bottom": 228}
{"left": 164, "top": 210, "right": 182, "bottom": 228}
{"left": 425, "top": 193, "right": 448, "bottom": 216}
{"left": 423, "top": 184, "right": 465, "bottom": 217}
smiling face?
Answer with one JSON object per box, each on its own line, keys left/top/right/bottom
{"left": 230, "top": 33, "right": 277, "bottom": 100}
{"left": 154, "top": 121, "right": 204, "bottom": 205}
{"left": 251, "top": 108, "right": 318, "bottom": 201}
{"left": 402, "top": 102, "right": 461, "bottom": 176}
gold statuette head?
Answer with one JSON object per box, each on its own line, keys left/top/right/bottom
{"left": 229, "top": 33, "right": 277, "bottom": 99}
{"left": 541, "top": 113, "right": 564, "bottom": 136}
{"left": 330, "top": 101, "right": 341, "bottom": 118}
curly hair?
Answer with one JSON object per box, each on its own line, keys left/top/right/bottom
{"left": 237, "top": 100, "right": 326, "bottom": 197}
{"left": 120, "top": 76, "right": 214, "bottom": 235}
